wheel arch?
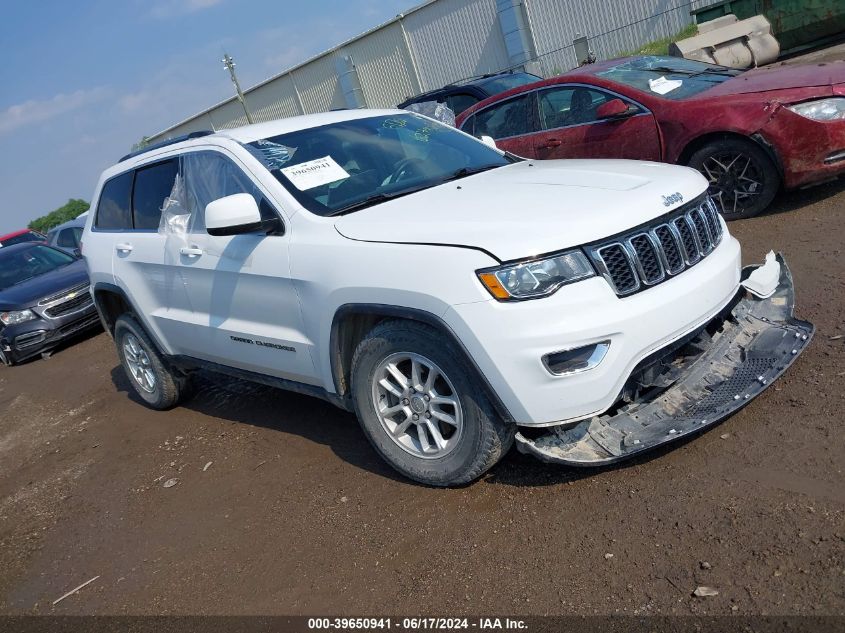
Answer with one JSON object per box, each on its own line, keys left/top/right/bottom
{"left": 329, "top": 304, "right": 514, "bottom": 423}
{"left": 677, "top": 130, "right": 784, "bottom": 180}
{"left": 91, "top": 282, "right": 134, "bottom": 336}
{"left": 91, "top": 282, "right": 169, "bottom": 355}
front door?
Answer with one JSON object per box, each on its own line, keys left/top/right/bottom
{"left": 532, "top": 85, "right": 661, "bottom": 161}
{"left": 173, "top": 149, "right": 318, "bottom": 384}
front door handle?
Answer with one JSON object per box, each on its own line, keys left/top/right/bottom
{"left": 541, "top": 138, "right": 562, "bottom": 149}
{"left": 115, "top": 243, "right": 133, "bottom": 253}
{"left": 179, "top": 246, "right": 203, "bottom": 257}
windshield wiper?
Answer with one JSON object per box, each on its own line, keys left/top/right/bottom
{"left": 326, "top": 165, "right": 505, "bottom": 216}
{"left": 440, "top": 164, "right": 503, "bottom": 184}
{"left": 325, "top": 185, "right": 428, "bottom": 216}
{"left": 646, "top": 65, "right": 737, "bottom": 78}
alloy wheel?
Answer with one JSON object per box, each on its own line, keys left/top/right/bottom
{"left": 123, "top": 333, "right": 156, "bottom": 393}
{"left": 371, "top": 352, "right": 464, "bottom": 459}
{"left": 700, "top": 150, "right": 765, "bottom": 217}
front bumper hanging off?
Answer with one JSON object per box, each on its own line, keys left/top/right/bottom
{"left": 515, "top": 253, "right": 814, "bottom": 466}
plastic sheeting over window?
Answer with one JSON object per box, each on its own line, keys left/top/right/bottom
{"left": 157, "top": 152, "right": 267, "bottom": 240}
{"left": 158, "top": 172, "right": 191, "bottom": 239}
{"left": 401, "top": 101, "right": 456, "bottom": 127}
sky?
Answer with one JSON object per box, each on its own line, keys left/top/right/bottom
{"left": 0, "top": 0, "right": 417, "bottom": 233}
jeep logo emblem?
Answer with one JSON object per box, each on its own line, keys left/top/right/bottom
{"left": 662, "top": 192, "right": 683, "bottom": 207}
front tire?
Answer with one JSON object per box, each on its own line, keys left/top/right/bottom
{"left": 350, "top": 320, "right": 514, "bottom": 486}
{"left": 114, "top": 314, "right": 191, "bottom": 410}
{"left": 687, "top": 138, "right": 780, "bottom": 220}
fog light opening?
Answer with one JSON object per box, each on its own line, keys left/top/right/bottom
{"left": 543, "top": 341, "right": 610, "bottom": 376}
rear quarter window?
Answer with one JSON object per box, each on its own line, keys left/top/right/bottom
{"left": 95, "top": 171, "right": 133, "bottom": 230}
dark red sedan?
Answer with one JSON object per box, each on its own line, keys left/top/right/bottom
{"left": 456, "top": 55, "right": 845, "bottom": 219}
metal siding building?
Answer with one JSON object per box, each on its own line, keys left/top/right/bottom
{"left": 149, "top": 0, "right": 709, "bottom": 142}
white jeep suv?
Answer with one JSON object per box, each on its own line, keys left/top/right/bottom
{"left": 83, "top": 109, "right": 812, "bottom": 486}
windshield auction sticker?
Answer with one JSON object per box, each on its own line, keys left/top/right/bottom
{"left": 281, "top": 155, "right": 350, "bottom": 191}
{"left": 648, "top": 76, "right": 682, "bottom": 95}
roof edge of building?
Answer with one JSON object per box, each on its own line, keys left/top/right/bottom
{"left": 148, "top": 0, "right": 437, "bottom": 141}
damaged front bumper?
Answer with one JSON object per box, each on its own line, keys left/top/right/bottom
{"left": 515, "top": 253, "right": 813, "bottom": 466}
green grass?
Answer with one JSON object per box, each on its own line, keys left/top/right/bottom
{"left": 622, "top": 23, "right": 698, "bottom": 57}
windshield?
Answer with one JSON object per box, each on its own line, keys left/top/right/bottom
{"left": 598, "top": 56, "right": 741, "bottom": 100}
{"left": 0, "top": 244, "right": 75, "bottom": 291}
{"left": 479, "top": 72, "right": 541, "bottom": 95}
{"left": 246, "top": 113, "right": 510, "bottom": 216}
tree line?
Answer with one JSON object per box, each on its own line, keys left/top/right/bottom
{"left": 27, "top": 199, "right": 90, "bottom": 234}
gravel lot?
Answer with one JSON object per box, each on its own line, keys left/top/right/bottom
{"left": 0, "top": 178, "right": 843, "bottom": 617}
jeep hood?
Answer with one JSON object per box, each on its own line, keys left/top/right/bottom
{"left": 334, "top": 160, "right": 708, "bottom": 261}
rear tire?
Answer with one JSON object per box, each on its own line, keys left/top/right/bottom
{"left": 687, "top": 138, "right": 780, "bottom": 220}
{"left": 350, "top": 320, "right": 514, "bottom": 486}
{"left": 114, "top": 314, "right": 191, "bottom": 410}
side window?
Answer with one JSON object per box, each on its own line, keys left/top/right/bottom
{"left": 57, "top": 228, "right": 80, "bottom": 248}
{"left": 95, "top": 171, "right": 133, "bottom": 230}
{"left": 182, "top": 151, "right": 278, "bottom": 233}
{"left": 444, "top": 92, "right": 479, "bottom": 116}
{"left": 473, "top": 94, "right": 533, "bottom": 139}
{"left": 132, "top": 159, "right": 179, "bottom": 230}
{"left": 539, "top": 86, "right": 624, "bottom": 129}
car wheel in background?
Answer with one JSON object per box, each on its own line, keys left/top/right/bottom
{"left": 687, "top": 138, "right": 780, "bottom": 220}
{"left": 114, "top": 314, "right": 191, "bottom": 410}
{"left": 351, "top": 320, "right": 514, "bottom": 486}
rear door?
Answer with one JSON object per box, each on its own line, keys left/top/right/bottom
{"left": 532, "top": 85, "right": 661, "bottom": 161}
{"left": 461, "top": 92, "right": 538, "bottom": 156}
{"left": 102, "top": 158, "right": 194, "bottom": 353}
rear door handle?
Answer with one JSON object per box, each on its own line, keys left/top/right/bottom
{"left": 541, "top": 139, "right": 562, "bottom": 148}
{"left": 179, "top": 246, "right": 203, "bottom": 257}
{"left": 115, "top": 243, "right": 133, "bottom": 253}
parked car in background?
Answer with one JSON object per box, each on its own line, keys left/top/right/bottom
{"left": 0, "top": 229, "right": 45, "bottom": 248}
{"left": 46, "top": 214, "right": 87, "bottom": 255}
{"left": 0, "top": 243, "right": 99, "bottom": 365}
{"left": 398, "top": 70, "right": 541, "bottom": 116}
{"left": 456, "top": 55, "right": 845, "bottom": 219}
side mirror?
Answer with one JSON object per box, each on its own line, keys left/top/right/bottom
{"left": 596, "top": 98, "right": 636, "bottom": 120}
{"left": 72, "top": 248, "right": 82, "bottom": 258}
{"left": 206, "top": 193, "right": 262, "bottom": 237}
{"left": 479, "top": 135, "right": 497, "bottom": 149}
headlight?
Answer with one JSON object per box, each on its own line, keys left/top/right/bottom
{"left": 787, "top": 98, "right": 845, "bottom": 121}
{"left": 0, "top": 309, "right": 37, "bottom": 326}
{"left": 477, "top": 250, "right": 595, "bottom": 300}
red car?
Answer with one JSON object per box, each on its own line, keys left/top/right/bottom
{"left": 0, "top": 229, "right": 46, "bottom": 248}
{"left": 456, "top": 55, "right": 845, "bottom": 219}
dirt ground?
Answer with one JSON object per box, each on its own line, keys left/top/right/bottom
{"left": 1, "top": 177, "right": 844, "bottom": 617}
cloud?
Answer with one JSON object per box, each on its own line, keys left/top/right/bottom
{"left": 150, "top": 0, "right": 224, "bottom": 19}
{"left": 0, "top": 87, "right": 110, "bottom": 136}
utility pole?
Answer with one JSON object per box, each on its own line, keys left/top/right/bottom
{"left": 222, "top": 53, "right": 254, "bottom": 124}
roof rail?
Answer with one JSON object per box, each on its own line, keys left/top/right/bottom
{"left": 118, "top": 130, "right": 215, "bottom": 163}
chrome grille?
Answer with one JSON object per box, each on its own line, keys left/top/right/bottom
{"left": 39, "top": 283, "right": 93, "bottom": 319}
{"left": 588, "top": 197, "right": 724, "bottom": 297}
{"left": 595, "top": 244, "right": 639, "bottom": 294}
{"left": 44, "top": 293, "right": 93, "bottom": 318}
{"left": 39, "top": 283, "right": 88, "bottom": 306}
